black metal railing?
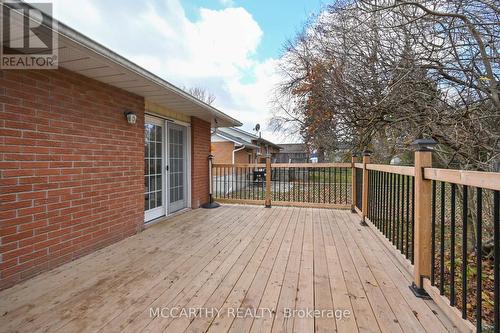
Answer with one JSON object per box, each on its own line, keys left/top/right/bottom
{"left": 213, "top": 164, "right": 266, "bottom": 201}
{"left": 355, "top": 167, "right": 363, "bottom": 210}
{"left": 430, "top": 181, "right": 499, "bottom": 332}
{"left": 367, "top": 170, "right": 415, "bottom": 263}
{"left": 271, "top": 166, "right": 351, "bottom": 204}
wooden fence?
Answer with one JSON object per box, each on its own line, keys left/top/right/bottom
{"left": 210, "top": 145, "right": 500, "bottom": 333}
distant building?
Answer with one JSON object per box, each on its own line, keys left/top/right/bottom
{"left": 275, "top": 142, "right": 352, "bottom": 163}
{"left": 274, "top": 143, "right": 310, "bottom": 163}
{"left": 211, "top": 127, "right": 281, "bottom": 164}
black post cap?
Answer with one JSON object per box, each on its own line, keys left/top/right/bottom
{"left": 411, "top": 138, "right": 437, "bottom": 151}
{"left": 362, "top": 149, "right": 372, "bottom": 156}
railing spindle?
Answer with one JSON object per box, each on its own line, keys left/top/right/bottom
{"left": 494, "top": 190, "right": 499, "bottom": 333}
{"left": 440, "top": 181, "right": 446, "bottom": 295}
{"left": 462, "top": 185, "right": 468, "bottom": 320}
{"left": 431, "top": 180, "right": 436, "bottom": 286}
{"left": 405, "top": 175, "right": 410, "bottom": 259}
{"left": 476, "top": 187, "right": 482, "bottom": 333}
{"left": 450, "top": 183, "right": 456, "bottom": 306}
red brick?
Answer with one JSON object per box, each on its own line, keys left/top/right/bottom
{"left": 2, "top": 245, "right": 34, "bottom": 261}
{"left": 18, "top": 191, "right": 46, "bottom": 200}
{"left": 0, "top": 226, "right": 17, "bottom": 237}
{"left": 19, "top": 249, "right": 48, "bottom": 263}
{"left": 0, "top": 184, "right": 32, "bottom": 194}
{"left": 0, "top": 161, "right": 19, "bottom": 169}
{"left": 19, "top": 233, "right": 48, "bottom": 247}
{"left": 33, "top": 238, "right": 60, "bottom": 251}
{"left": 2, "top": 261, "right": 35, "bottom": 278}
{"left": 18, "top": 206, "right": 46, "bottom": 217}
{"left": 18, "top": 220, "right": 48, "bottom": 232}
{"left": 1, "top": 200, "right": 32, "bottom": 210}
{"left": 0, "top": 69, "right": 145, "bottom": 289}
{"left": 0, "top": 178, "right": 17, "bottom": 186}
{"left": 3, "top": 169, "right": 35, "bottom": 177}
{"left": 2, "top": 230, "right": 34, "bottom": 244}
{"left": 0, "top": 259, "right": 18, "bottom": 271}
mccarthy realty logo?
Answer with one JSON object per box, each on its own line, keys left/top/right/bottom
{"left": 0, "top": 1, "right": 58, "bottom": 69}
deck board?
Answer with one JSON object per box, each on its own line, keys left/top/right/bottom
{"left": 0, "top": 205, "right": 459, "bottom": 333}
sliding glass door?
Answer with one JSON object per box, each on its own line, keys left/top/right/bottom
{"left": 167, "top": 123, "right": 187, "bottom": 213}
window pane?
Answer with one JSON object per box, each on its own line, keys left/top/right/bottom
{"left": 149, "top": 142, "right": 154, "bottom": 158}
{"left": 144, "top": 193, "right": 150, "bottom": 210}
{"left": 156, "top": 191, "right": 162, "bottom": 206}
{"left": 145, "top": 124, "right": 154, "bottom": 142}
{"left": 149, "top": 159, "right": 155, "bottom": 175}
{"left": 150, "top": 192, "right": 156, "bottom": 209}
{"left": 156, "top": 143, "right": 162, "bottom": 157}
{"left": 156, "top": 159, "right": 162, "bottom": 175}
{"left": 151, "top": 126, "right": 157, "bottom": 143}
{"left": 156, "top": 176, "right": 162, "bottom": 191}
{"left": 150, "top": 176, "right": 155, "bottom": 193}
{"left": 155, "top": 126, "right": 162, "bottom": 141}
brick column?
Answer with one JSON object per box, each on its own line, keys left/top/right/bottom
{"left": 191, "top": 117, "right": 211, "bottom": 208}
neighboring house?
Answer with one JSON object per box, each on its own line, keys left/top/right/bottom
{"left": 0, "top": 5, "right": 241, "bottom": 290}
{"left": 211, "top": 129, "right": 259, "bottom": 164}
{"left": 327, "top": 142, "right": 352, "bottom": 162}
{"left": 275, "top": 143, "right": 351, "bottom": 163}
{"left": 274, "top": 143, "right": 310, "bottom": 163}
{"left": 211, "top": 127, "right": 281, "bottom": 164}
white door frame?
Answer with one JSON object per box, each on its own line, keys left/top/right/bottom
{"left": 144, "top": 115, "right": 191, "bottom": 222}
{"left": 144, "top": 115, "right": 166, "bottom": 222}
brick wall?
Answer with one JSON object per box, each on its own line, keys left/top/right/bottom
{"left": 235, "top": 148, "right": 253, "bottom": 164}
{"left": 212, "top": 142, "right": 256, "bottom": 164}
{"left": 0, "top": 69, "right": 145, "bottom": 290}
{"left": 191, "top": 117, "right": 210, "bottom": 208}
{"left": 211, "top": 141, "right": 234, "bottom": 164}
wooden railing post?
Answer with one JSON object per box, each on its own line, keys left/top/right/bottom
{"left": 265, "top": 154, "right": 271, "bottom": 208}
{"left": 361, "top": 150, "right": 371, "bottom": 225}
{"left": 411, "top": 138, "right": 437, "bottom": 297}
{"left": 351, "top": 153, "right": 358, "bottom": 213}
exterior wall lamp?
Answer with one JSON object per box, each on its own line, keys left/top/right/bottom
{"left": 124, "top": 112, "right": 137, "bottom": 125}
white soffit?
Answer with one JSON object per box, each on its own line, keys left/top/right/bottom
{"left": 57, "top": 37, "right": 241, "bottom": 127}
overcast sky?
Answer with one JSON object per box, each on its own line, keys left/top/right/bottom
{"left": 50, "top": 0, "right": 324, "bottom": 143}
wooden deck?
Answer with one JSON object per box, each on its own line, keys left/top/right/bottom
{"left": 0, "top": 205, "right": 459, "bottom": 333}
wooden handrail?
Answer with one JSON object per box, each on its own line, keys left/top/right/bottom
{"left": 212, "top": 163, "right": 265, "bottom": 168}
{"left": 212, "top": 162, "right": 351, "bottom": 168}
{"left": 271, "top": 162, "right": 351, "bottom": 168}
{"left": 424, "top": 168, "right": 500, "bottom": 191}
{"left": 366, "top": 164, "right": 415, "bottom": 176}
{"left": 354, "top": 163, "right": 363, "bottom": 168}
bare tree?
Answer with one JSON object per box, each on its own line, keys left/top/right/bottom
{"left": 182, "top": 86, "right": 216, "bottom": 105}
{"left": 271, "top": 0, "right": 499, "bottom": 170}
